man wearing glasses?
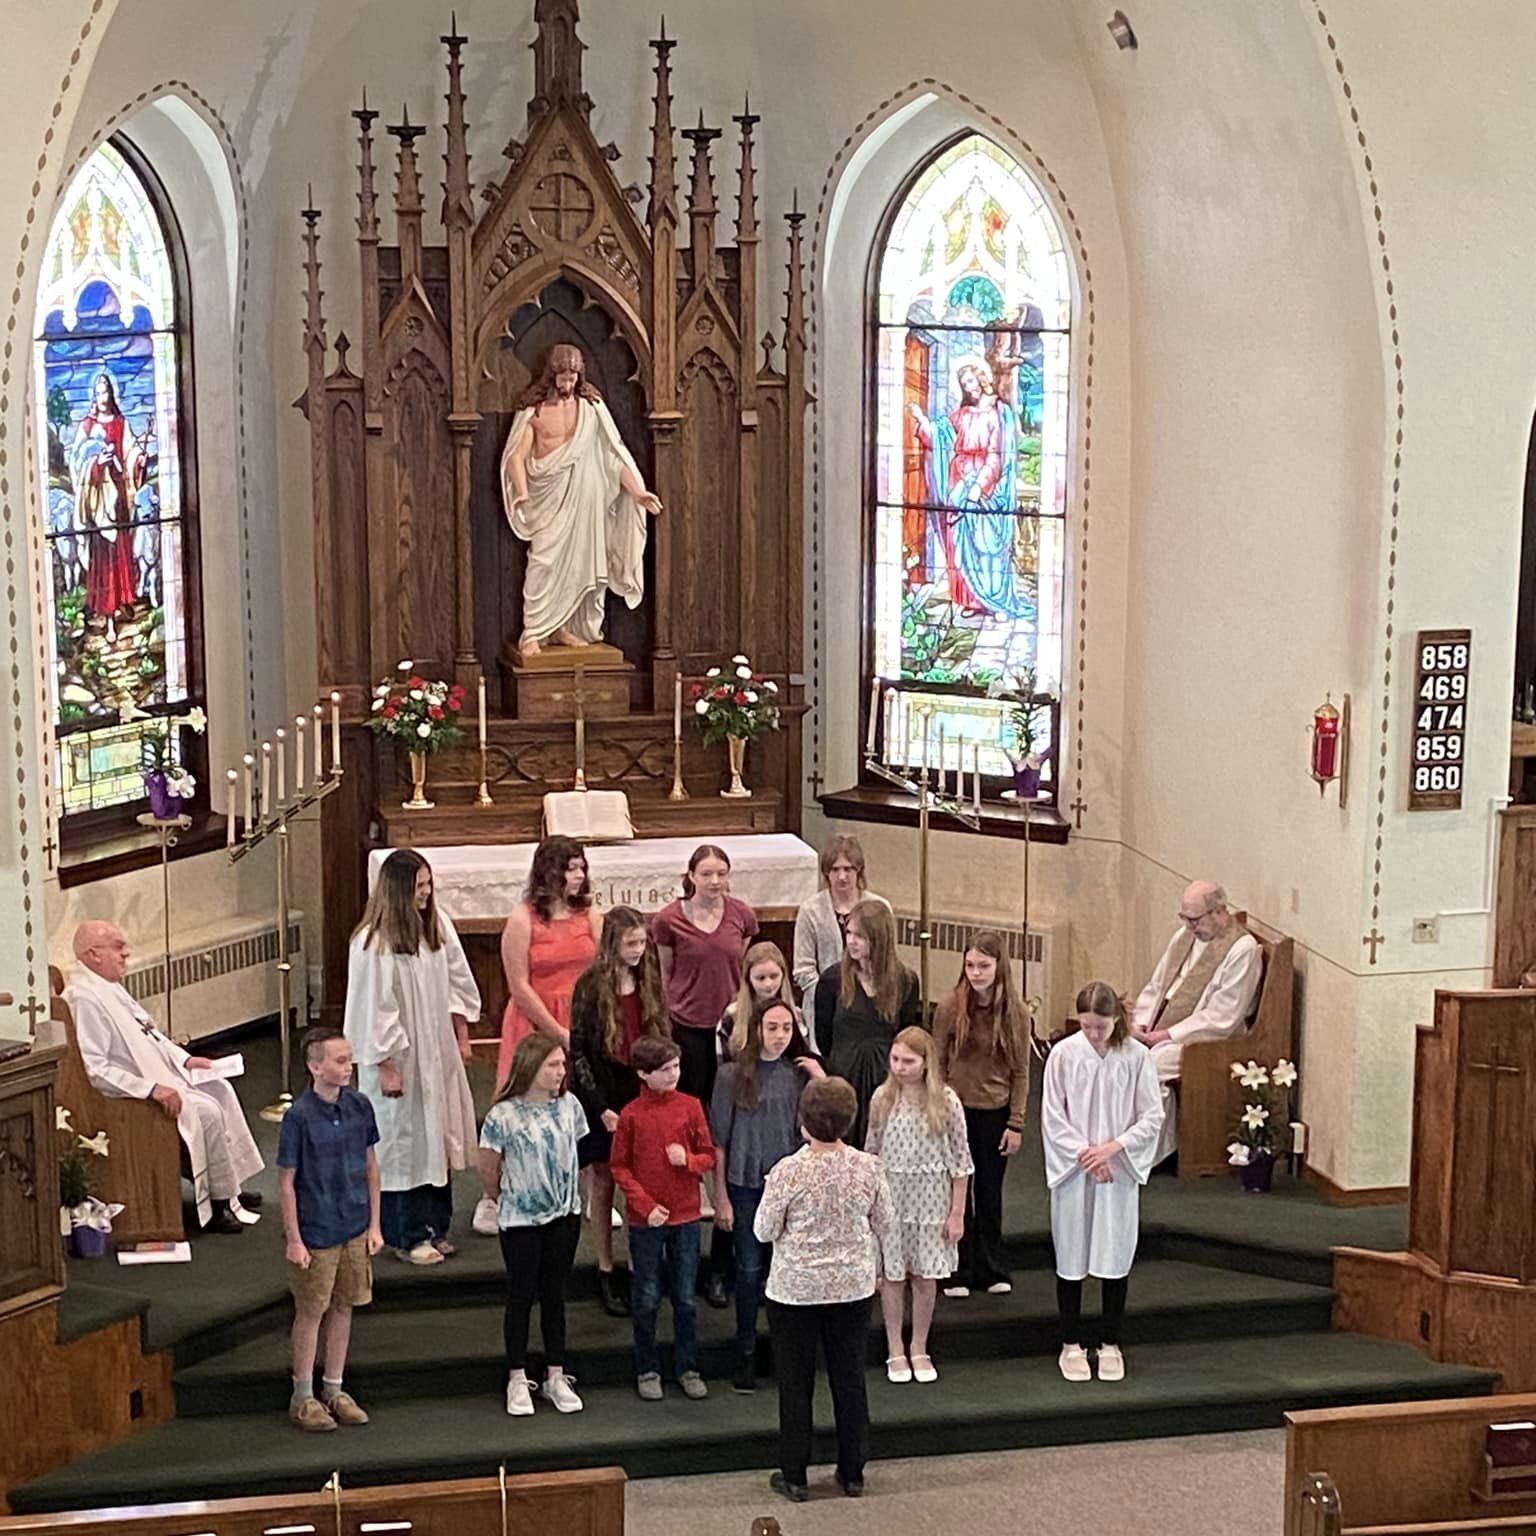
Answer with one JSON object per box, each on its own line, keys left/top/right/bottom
{"left": 1130, "top": 882, "right": 1262, "bottom": 1165}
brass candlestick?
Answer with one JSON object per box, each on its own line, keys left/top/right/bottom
{"left": 476, "top": 741, "right": 494, "bottom": 805}
{"left": 668, "top": 737, "right": 689, "bottom": 800}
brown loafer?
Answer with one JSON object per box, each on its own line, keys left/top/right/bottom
{"left": 323, "top": 1390, "right": 369, "bottom": 1426}
{"left": 290, "top": 1397, "right": 336, "bottom": 1432}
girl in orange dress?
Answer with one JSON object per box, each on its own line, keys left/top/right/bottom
{"left": 497, "top": 837, "right": 601, "bottom": 1088}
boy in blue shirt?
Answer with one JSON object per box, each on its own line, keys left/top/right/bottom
{"left": 278, "top": 1026, "right": 383, "bottom": 1431}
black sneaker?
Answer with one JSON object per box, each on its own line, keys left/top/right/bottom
{"left": 732, "top": 1354, "right": 757, "bottom": 1394}
{"left": 705, "top": 1272, "right": 730, "bottom": 1310}
{"left": 599, "top": 1270, "right": 631, "bottom": 1318}
{"left": 770, "top": 1472, "right": 809, "bottom": 1504}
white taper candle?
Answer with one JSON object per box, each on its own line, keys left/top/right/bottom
{"left": 329, "top": 691, "right": 342, "bottom": 774}
{"left": 478, "top": 674, "right": 488, "bottom": 749}
{"left": 972, "top": 741, "right": 981, "bottom": 814}
{"left": 294, "top": 716, "right": 306, "bottom": 792}
{"left": 275, "top": 729, "right": 287, "bottom": 803}
{"left": 260, "top": 741, "right": 272, "bottom": 817}
{"left": 226, "top": 769, "right": 237, "bottom": 847}
{"left": 673, "top": 673, "right": 682, "bottom": 741}
{"left": 242, "top": 753, "right": 254, "bottom": 831}
{"left": 866, "top": 676, "right": 880, "bottom": 758}
{"left": 883, "top": 688, "right": 896, "bottom": 766}
{"left": 312, "top": 704, "right": 323, "bottom": 779}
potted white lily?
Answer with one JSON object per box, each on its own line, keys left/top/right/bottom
{"left": 57, "top": 1105, "right": 119, "bottom": 1256}
{"left": 1225, "top": 1057, "right": 1298, "bottom": 1193}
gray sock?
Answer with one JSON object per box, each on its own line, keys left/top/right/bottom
{"left": 291, "top": 1376, "right": 314, "bottom": 1405}
{"left": 321, "top": 1376, "right": 344, "bottom": 1401}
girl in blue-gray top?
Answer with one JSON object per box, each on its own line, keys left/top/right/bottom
{"left": 478, "top": 1032, "right": 588, "bottom": 1419}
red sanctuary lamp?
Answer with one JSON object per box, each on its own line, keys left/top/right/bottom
{"left": 1309, "top": 692, "right": 1350, "bottom": 805}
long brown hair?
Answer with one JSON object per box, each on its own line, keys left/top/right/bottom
{"left": 494, "top": 1032, "right": 567, "bottom": 1106}
{"left": 355, "top": 848, "right": 443, "bottom": 955}
{"left": 1075, "top": 979, "right": 1131, "bottom": 1048}
{"left": 524, "top": 835, "right": 591, "bottom": 922}
{"left": 573, "top": 905, "right": 669, "bottom": 1060}
{"left": 869, "top": 1024, "right": 950, "bottom": 1134}
{"left": 732, "top": 997, "right": 814, "bottom": 1111}
{"left": 725, "top": 940, "right": 794, "bottom": 1057}
{"left": 839, "top": 898, "right": 906, "bottom": 1020}
{"left": 515, "top": 342, "right": 602, "bottom": 411}
{"left": 681, "top": 843, "right": 731, "bottom": 899}
{"left": 940, "top": 929, "right": 1028, "bottom": 1076}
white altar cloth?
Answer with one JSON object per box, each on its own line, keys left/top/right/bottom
{"left": 368, "top": 834, "right": 819, "bottom": 925}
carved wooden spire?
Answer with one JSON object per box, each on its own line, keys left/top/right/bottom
{"left": 387, "top": 107, "right": 426, "bottom": 283}
{"left": 301, "top": 190, "right": 327, "bottom": 365}
{"left": 441, "top": 14, "right": 474, "bottom": 232}
{"left": 531, "top": 0, "right": 591, "bottom": 122}
{"left": 352, "top": 89, "right": 379, "bottom": 243}
{"left": 735, "top": 99, "right": 761, "bottom": 411}
{"left": 734, "top": 96, "right": 760, "bottom": 247}
{"left": 647, "top": 16, "right": 678, "bottom": 231}
{"left": 784, "top": 189, "right": 807, "bottom": 354}
{"left": 682, "top": 111, "right": 723, "bottom": 286}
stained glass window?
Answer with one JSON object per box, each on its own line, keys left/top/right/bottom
{"left": 869, "top": 135, "right": 1070, "bottom": 792}
{"left": 33, "top": 138, "right": 202, "bottom": 819}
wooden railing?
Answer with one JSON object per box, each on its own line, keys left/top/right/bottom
{"left": 0, "top": 1466, "right": 625, "bottom": 1536}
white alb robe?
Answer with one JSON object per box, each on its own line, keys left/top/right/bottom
{"left": 499, "top": 396, "right": 647, "bottom": 645}
{"left": 1131, "top": 925, "right": 1263, "bottom": 1161}
{"left": 344, "top": 914, "right": 480, "bottom": 1193}
{"left": 1041, "top": 1030, "right": 1163, "bottom": 1280}
{"left": 63, "top": 963, "right": 263, "bottom": 1225}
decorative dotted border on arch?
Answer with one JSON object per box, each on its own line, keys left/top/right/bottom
{"left": 23, "top": 78, "right": 258, "bottom": 882}
{"left": 805, "top": 78, "right": 1095, "bottom": 819}
{"left": 1311, "top": 8, "right": 1404, "bottom": 964}
{"left": 0, "top": 0, "right": 108, "bottom": 1002}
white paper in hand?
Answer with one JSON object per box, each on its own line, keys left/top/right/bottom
{"left": 186, "top": 1053, "right": 245, "bottom": 1085}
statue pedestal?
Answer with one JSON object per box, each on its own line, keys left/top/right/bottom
{"left": 504, "top": 642, "right": 634, "bottom": 721}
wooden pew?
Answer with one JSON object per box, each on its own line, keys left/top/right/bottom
{"left": 1285, "top": 1395, "right": 1536, "bottom": 1536}
{"left": 1177, "top": 914, "right": 1295, "bottom": 1178}
{"left": 0, "top": 1466, "right": 627, "bottom": 1535}
{"left": 49, "top": 968, "right": 183, "bottom": 1246}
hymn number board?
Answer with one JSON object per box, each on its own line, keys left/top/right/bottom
{"left": 1409, "top": 628, "right": 1471, "bottom": 811}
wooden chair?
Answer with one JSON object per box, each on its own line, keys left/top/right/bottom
{"left": 1176, "top": 915, "right": 1295, "bottom": 1179}
{"left": 49, "top": 966, "right": 184, "bottom": 1245}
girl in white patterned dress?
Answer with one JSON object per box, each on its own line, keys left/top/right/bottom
{"left": 865, "top": 1026, "right": 972, "bottom": 1384}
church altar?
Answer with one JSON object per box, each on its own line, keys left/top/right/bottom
{"left": 367, "top": 833, "right": 819, "bottom": 929}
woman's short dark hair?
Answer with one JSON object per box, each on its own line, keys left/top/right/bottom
{"left": 630, "top": 1035, "right": 681, "bottom": 1075}
{"left": 800, "top": 1075, "right": 857, "bottom": 1142}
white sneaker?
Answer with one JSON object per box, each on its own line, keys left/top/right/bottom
{"left": 1058, "top": 1344, "right": 1092, "bottom": 1382}
{"left": 986, "top": 1280, "right": 1013, "bottom": 1295}
{"left": 472, "top": 1197, "right": 499, "bottom": 1236}
{"left": 542, "top": 1372, "right": 584, "bottom": 1413}
{"left": 505, "top": 1375, "right": 535, "bottom": 1416}
{"left": 1096, "top": 1344, "right": 1125, "bottom": 1381}
{"left": 942, "top": 1284, "right": 970, "bottom": 1298}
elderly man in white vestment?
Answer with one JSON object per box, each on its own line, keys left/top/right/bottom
{"left": 65, "top": 920, "right": 264, "bottom": 1234}
{"left": 1130, "top": 881, "right": 1263, "bottom": 1164}
{"left": 499, "top": 343, "right": 662, "bottom": 659}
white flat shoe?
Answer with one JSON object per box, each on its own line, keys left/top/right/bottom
{"left": 986, "top": 1280, "right": 1013, "bottom": 1295}
{"left": 942, "top": 1285, "right": 970, "bottom": 1298}
{"left": 911, "top": 1353, "right": 938, "bottom": 1384}
{"left": 397, "top": 1241, "right": 445, "bottom": 1266}
{"left": 1058, "top": 1344, "right": 1091, "bottom": 1382}
{"left": 886, "top": 1355, "right": 912, "bottom": 1384}
{"left": 1096, "top": 1344, "right": 1125, "bottom": 1381}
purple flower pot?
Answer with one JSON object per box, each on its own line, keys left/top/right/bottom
{"left": 144, "top": 771, "right": 182, "bottom": 820}
{"left": 69, "top": 1224, "right": 109, "bottom": 1259}
{"left": 1237, "top": 1151, "right": 1276, "bottom": 1193}
{"left": 1012, "top": 764, "right": 1042, "bottom": 799}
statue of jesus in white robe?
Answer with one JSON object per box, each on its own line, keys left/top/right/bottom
{"left": 499, "top": 344, "right": 662, "bottom": 659}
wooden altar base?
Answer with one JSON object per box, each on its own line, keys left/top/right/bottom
{"left": 503, "top": 643, "right": 632, "bottom": 723}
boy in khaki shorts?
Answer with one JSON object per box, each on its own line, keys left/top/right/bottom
{"left": 278, "top": 1027, "right": 384, "bottom": 1431}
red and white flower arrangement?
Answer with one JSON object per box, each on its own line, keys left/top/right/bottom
{"left": 366, "top": 660, "right": 465, "bottom": 752}
{"left": 689, "top": 654, "right": 781, "bottom": 746}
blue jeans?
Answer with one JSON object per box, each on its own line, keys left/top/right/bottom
{"left": 629, "top": 1220, "right": 700, "bottom": 1378}
{"left": 380, "top": 1182, "right": 452, "bottom": 1251}
{"left": 728, "top": 1182, "right": 769, "bottom": 1354}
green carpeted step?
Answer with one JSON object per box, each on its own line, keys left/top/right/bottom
{"left": 171, "top": 1259, "right": 1335, "bottom": 1417}
{"left": 9, "top": 1331, "right": 1493, "bottom": 1516}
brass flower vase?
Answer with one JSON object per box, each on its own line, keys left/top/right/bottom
{"left": 721, "top": 734, "right": 752, "bottom": 798}
{"left": 404, "top": 749, "right": 435, "bottom": 809}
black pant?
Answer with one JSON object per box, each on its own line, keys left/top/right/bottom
{"left": 380, "top": 1182, "right": 452, "bottom": 1251}
{"left": 955, "top": 1104, "right": 1012, "bottom": 1288}
{"left": 498, "top": 1214, "right": 582, "bottom": 1371}
{"left": 767, "top": 1295, "right": 872, "bottom": 1486}
{"left": 1057, "top": 1274, "right": 1129, "bottom": 1347}
{"left": 675, "top": 1022, "right": 733, "bottom": 1288}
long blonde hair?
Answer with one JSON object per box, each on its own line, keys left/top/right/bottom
{"left": 725, "top": 940, "right": 794, "bottom": 1056}
{"left": 940, "top": 929, "right": 1028, "bottom": 1076}
{"left": 839, "top": 898, "right": 906, "bottom": 1021}
{"left": 869, "top": 1025, "right": 949, "bottom": 1135}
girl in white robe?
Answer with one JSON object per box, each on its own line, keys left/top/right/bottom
{"left": 1041, "top": 980, "right": 1163, "bottom": 1383}
{"left": 346, "top": 849, "right": 481, "bottom": 1266}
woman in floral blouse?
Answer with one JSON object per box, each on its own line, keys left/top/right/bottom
{"left": 754, "top": 1075, "right": 895, "bottom": 1505}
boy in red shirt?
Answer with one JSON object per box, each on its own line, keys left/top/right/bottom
{"left": 611, "top": 1035, "right": 716, "bottom": 1400}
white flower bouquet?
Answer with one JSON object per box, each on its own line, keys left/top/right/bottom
{"left": 1225, "top": 1057, "right": 1298, "bottom": 1166}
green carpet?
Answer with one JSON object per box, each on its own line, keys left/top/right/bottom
{"left": 10, "top": 1333, "right": 1492, "bottom": 1515}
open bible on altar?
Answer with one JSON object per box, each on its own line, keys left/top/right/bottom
{"left": 542, "top": 790, "right": 634, "bottom": 842}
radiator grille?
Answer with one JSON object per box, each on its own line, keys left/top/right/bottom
{"left": 125, "top": 919, "right": 304, "bottom": 1002}
{"left": 894, "top": 916, "right": 1043, "bottom": 963}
